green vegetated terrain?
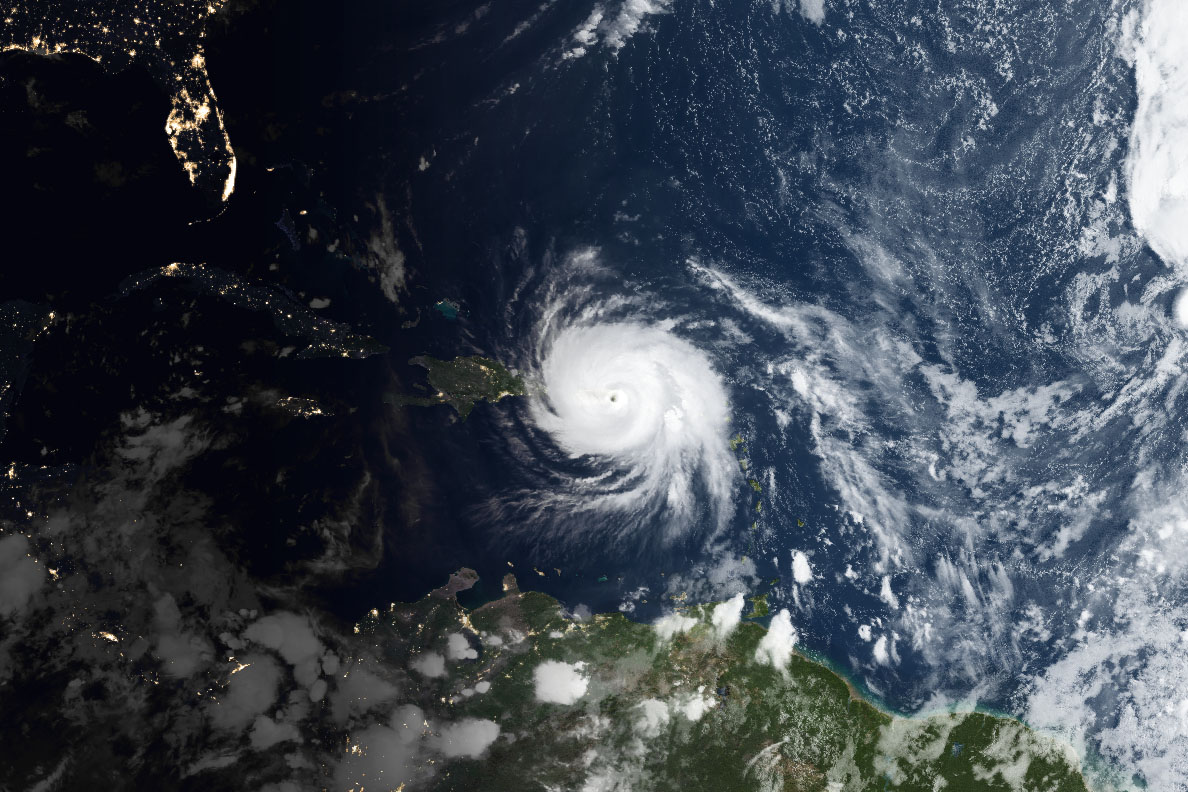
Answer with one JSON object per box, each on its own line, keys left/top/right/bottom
{"left": 357, "top": 572, "right": 1088, "bottom": 792}
{"left": 391, "top": 355, "right": 527, "bottom": 418}
{"left": 748, "top": 594, "right": 770, "bottom": 618}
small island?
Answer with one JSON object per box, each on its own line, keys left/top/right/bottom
{"left": 392, "top": 355, "right": 527, "bottom": 418}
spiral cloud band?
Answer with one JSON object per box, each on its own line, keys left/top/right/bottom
{"left": 529, "top": 321, "right": 737, "bottom": 539}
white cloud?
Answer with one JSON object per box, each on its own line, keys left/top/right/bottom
{"left": 879, "top": 576, "right": 900, "bottom": 609}
{"left": 364, "top": 195, "right": 406, "bottom": 302}
{"left": 534, "top": 660, "right": 589, "bottom": 704}
{"left": 679, "top": 689, "right": 714, "bottom": 721}
{"left": 447, "top": 633, "right": 478, "bottom": 660}
{"left": 153, "top": 594, "right": 212, "bottom": 678}
{"left": 572, "top": 6, "right": 603, "bottom": 49}
{"left": 530, "top": 317, "right": 737, "bottom": 542}
{"left": 209, "top": 654, "right": 282, "bottom": 731}
{"left": 411, "top": 652, "right": 446, "bottom": 679}
{"left": 754, "top": 609, "right": 798, "bottom": 672}
{"left": 1125, "top": 0, "right": 1188, "bottom": 271}
{"left": 653, "top": 612, "right": 696, "bottom": 640}
{"left": 660, "top": 553, "right": 758, "bottom": 605}
{"left": 690, "top": 261, "right": 918, "bottom": 572}
{"left": 603, "top": 0, "right": 671, "bottom": 51}
{"left": 336, "top": 707, "right": 427, "bottom": 790}
{"left": 566, "top": 0, "right": 672, "bottom": 57}
{"left": 391, "top": 704, "right": 426, "bottom": 734}
{"left": 711, "top": 593, "right": 745, "bottom": 640}
{"left": 873, "top": 636, "right": 890, "bottom": 666}
{"left": 337, "top": 723, "right": 422, "bottom": 791}
{"left": 328, "top": 661, "right": 399, "bottom": 723}
{"left": 618, "top": 585, "right": 649, "bottom": 614}
{"left": 634, "top": 699, "right": 670, "bottom": 737}
{"left": 1024, "top": 488, "right": 1188, "bottom": 792}
{"left": 156, "top": 632, "right": 214, "bottom": 678}
{"left": 688, "top": 259, "right": 1125, "bottom": 695}
{"left": 433, "top": 718, "right": 500, "bottom": 758}
{"left": 243, "top": 612, "right": 323, "bottom": 685}
{"left": 798, "top": 0, "right": 825, "bottom": 24}
{"left": 250, "top": 715, "right": 300, "bottom": 750}
{"left": 0, "top": 534, "right": 43, "bottom": 617}
{"left": 791, "top": 551, "right": 813, "bottom": 584}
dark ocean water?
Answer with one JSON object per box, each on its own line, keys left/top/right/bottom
{"left": 360, "top": 0, "right": 1142, "bottom": 717}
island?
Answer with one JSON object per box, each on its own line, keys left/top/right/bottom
{"left": 119, "top": 262, "right": 388, "bottom": 359}
{"left": 391, "top": 355, "right": 528, "bottom": 418}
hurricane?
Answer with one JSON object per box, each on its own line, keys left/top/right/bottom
{"left": 483, "top": 253, "right": 741, "bottom": 549}
{"left": 533, "top": 320, "right": 734, "bottom": 521}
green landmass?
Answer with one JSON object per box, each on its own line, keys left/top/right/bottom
{"left": 390, "top": 355, "right": 527, "bottom": 418}
{"left": 748, "top": 594, "right": 770, "bottom": 618}
{"left": 356, "top": 572, "right": 1088, "bottom": 792}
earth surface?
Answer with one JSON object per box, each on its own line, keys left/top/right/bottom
{"left": 0, "top": 0, "right": 1185, "bottom": 790}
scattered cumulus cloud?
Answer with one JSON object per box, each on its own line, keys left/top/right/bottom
{"left": 534, "top": 660, "right": 589, "bottom": 704}
{"left": 634, "top": 699, "right": 670, "bottom": 737}
{"left": 411, "top": 652, "right": 447, "bottom": 679}
{"left": 208, "top": 654, "right": 282, "bottom": 731}
{"left": 680, "top": 690, "right": 714, "bottom": 721}
{"left": 799, "top": 0, "right": 825, "bottom": 24}
{"left": 754, "top": 609, "right": 798, "bottom": 672}
{"left": 873, "top": 636, "right": 891, "bottom": 666}
{"left": 711, "top": 593, "right": 745, "bottom": 640}
{"left": 791, "top": 551, "right": 813, "bottom": 584}
{"left": 447, "top": 633, "right": 478, "bottom": 660}
{"left": 0, "top": 534, "right": 44, "bottom": 617}
{"left": 337, "top": 721, "right": 423, "bottom": 791}
{"left": 153, "top": 593, "right": 213, "bottom": 678}
{"left": 653, "top": 612, "right": 697, "bottom": 640}
{"left": 250, "top": 715, "right": 301, "bottom": 750}
{"left": 328, "top": 661, "right": 398, "bottom": 723}
{"left": 243, "top": 612, "right": 323, "bottom": 685}
{"left": 432, "top": 718, "right": 500, "bottom": 758}
{"left": 565, "top": 0, "right": 673, "bottom": 58}
{"left": 879, "top": 576, "right": 899, "bottom": 609}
